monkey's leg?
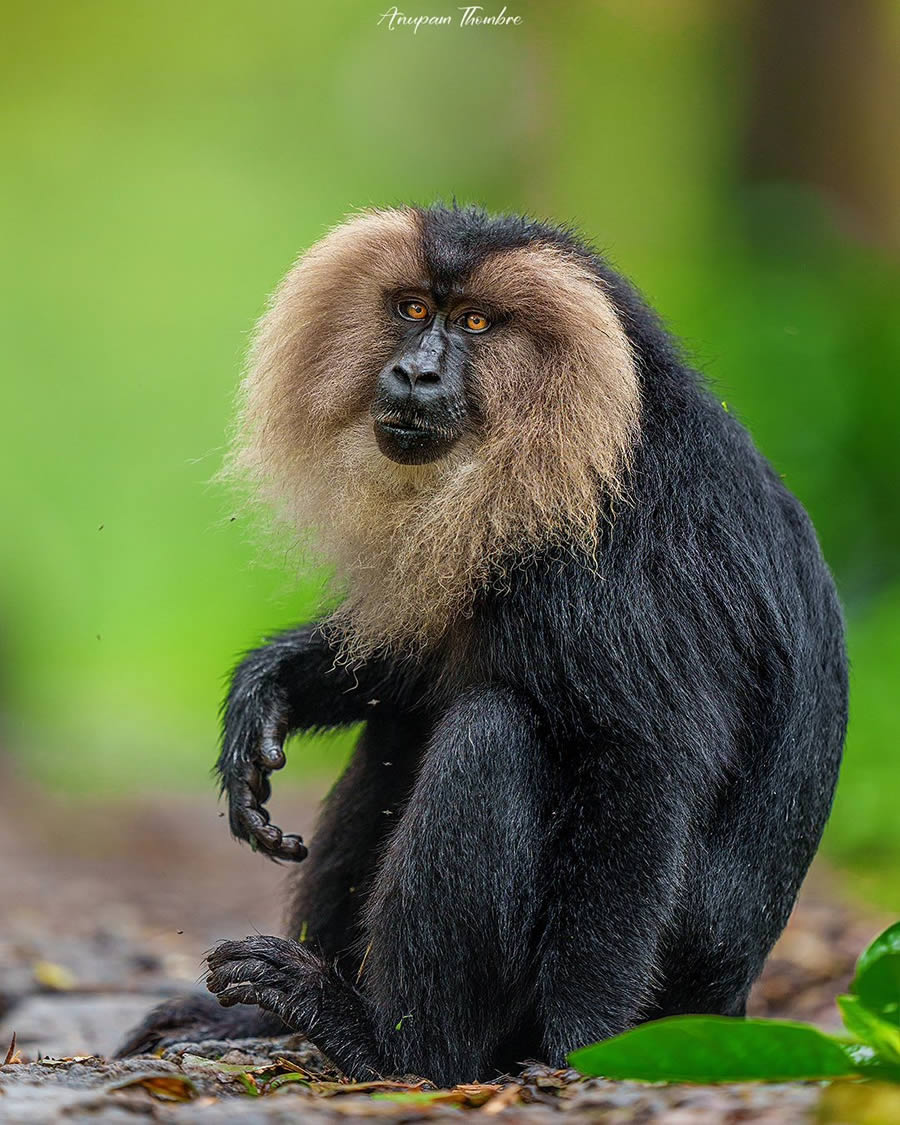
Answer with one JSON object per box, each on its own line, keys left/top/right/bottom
{"left": 364, "top": 687, "right": 546, "bottom": 1083}
{"left": 206, "top": 688, "right": 546, "bottom": 1085}
{"left": 115, "top": 994, "right": 288, "bottom": 1058}
{"left": 285, "top": 709, "right": 432, "bottom": 974}
{"left": 647, "top": 731, "right": 841, "bottom": 1019}
{"left": 535, "top": 748, "right": 689, "bottom": 1066}
{"left": 217, "top": 623, "right": 400, "bottom": 860}
{"left": 637, "top": 847, "right": 758, "bottom": 1023}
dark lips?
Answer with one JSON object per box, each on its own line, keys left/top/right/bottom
{"left": 373, "top": 419, "right": 454, "bottom": 465}
{"left": 378, "top": 421, "right": 432, "bottom": 437}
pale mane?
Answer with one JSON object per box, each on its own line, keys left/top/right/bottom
{"left": 229, "top": 208, "right": 640, "bottom": 660}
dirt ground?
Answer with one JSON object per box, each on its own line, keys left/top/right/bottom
{"left": 0, "top": 763, "right": 889, "bottom": 1122}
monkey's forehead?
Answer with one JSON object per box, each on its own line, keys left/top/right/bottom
{"left": 309, "top": 205, "right": 600, "bottom": 306}
{"left": 416, "top": 204, "right": 594, "bottom": 297}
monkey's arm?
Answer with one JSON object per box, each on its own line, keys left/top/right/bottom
{"left": 217, "top": 624, "right": 395, "bottom": 860}
{"left": 206, "top": 685, "right": 544, "bottom": 1083}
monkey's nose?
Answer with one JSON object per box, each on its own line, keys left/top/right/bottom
{"left": 377, "top": 363, "right": 445, "bottom": 413}
{"left": 390, "top": 362, "right": 441, "bottom": 388}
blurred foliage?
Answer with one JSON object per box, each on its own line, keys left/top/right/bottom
{"left": 0, "top": 1, "right": 897, "bottom": 904}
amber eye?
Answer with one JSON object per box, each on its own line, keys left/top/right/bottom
{"left": 460, "top": 311, "right": 490, "bottom": 333}
{"left": 398, "top": 300, "right": 429, "bottom": 321}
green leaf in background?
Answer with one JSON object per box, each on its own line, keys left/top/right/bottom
{"left": 568, "top": 1016, "right": 860, "bottom": 1084}
{"left": 852, "top": 922, "right": 900, "bottom": 1028}
{"left": 839, "top": 994, "right": 900, "bottom": 1065}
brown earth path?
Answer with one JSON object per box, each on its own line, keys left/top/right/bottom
{"left": 0, "top": 763, "right": 890, "bottom": 1123}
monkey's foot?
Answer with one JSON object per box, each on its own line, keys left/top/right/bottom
{"left": 115, "top": 993, "right": 287, "bottom": 1057}
{"left": 206, "top": 936, "right": 383, "bottom": 1080}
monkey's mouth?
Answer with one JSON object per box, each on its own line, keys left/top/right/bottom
{"left": 373, "top": 417, "right": 459, "bottom": 466}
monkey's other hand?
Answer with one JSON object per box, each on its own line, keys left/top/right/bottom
{"left": 207, "top": 936, "right": 384, "bottom": 1081}
{"left": 217, "top": 671, "right": 307, "bottom": 862}
{"left": 206, "top": 936, "right": 324, "bottom": 1031}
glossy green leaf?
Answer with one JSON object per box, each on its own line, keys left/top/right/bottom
{"left": 852, "top": 922, "right": 900, "bottom": 1028}
{"left": 839, "top": 994, "right": 900, "bottom": 1064}
{"left": 568, "top": 1016, "right": 860, "bottom": 1083}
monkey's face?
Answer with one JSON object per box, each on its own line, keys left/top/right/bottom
{"left": 237, "top": 206, "right": 639, "bottom": 492}
{"left": 235, "top": 206, "right": 641, "bottom": 654}
{"left": 372, "top": 295, "right": 491, "bottom": 465}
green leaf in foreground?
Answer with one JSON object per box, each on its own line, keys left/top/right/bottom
{"left": 838, "top": 994, "right": 900, "bottom": 1065}
{"left": 852, "top": 921, "right": 900, "bottom": 1028}
{"left": 568, "top": 1016, "right": 860, "bottom": 1084}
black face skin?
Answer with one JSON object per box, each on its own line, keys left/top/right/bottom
{"left": 372, "top": 295, "right": 489, "bottom": 465}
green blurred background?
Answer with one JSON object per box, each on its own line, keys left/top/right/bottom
{"left": 1, "top": 0, "right": 898, "bottom": 905}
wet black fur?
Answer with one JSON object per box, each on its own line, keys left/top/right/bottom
{"left": 118, "top": 205, "right": 848, "bottom": 1084}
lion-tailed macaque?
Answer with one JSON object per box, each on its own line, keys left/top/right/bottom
{"left": 119, "top": 205, "right": 847, "bottom": 1086}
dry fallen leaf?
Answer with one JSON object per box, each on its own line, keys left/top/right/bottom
{"left": 36, "top": 1056, "right": 97, "bottom": 1066}
{"left": 452, "top": 1084, "right": 504, "bottom": 1107}
{"left": 273, "top": 1056, "right": 315, "bottom": 1079}
{"left": 309, "top": 1079, "right": 432, "bottom": 1097}
{"left": 108, "top": 1073, "right": 197, "bottom": 1102}
{"left": 181, "top": 1053, "right": 278, "bottom": 1077}
{"left": 2, "top": 1033, "right": 19, "bottom": 1067}
{"left": 370, "top": 1084, "right": 503, "bottom": 1108}
{"left": 482, "top": 1083, "right": 523, "bottom": 1114}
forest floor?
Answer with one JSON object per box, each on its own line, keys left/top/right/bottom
{"left": 0, "top": 763, "right": 892, "bottom": 1123}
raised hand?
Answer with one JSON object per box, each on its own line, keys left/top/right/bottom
{"left": 217, "top": 653, "right": 307, "bottom": 861}
{"left": 215, "top": 624, "right": 399, "bottom": 861}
